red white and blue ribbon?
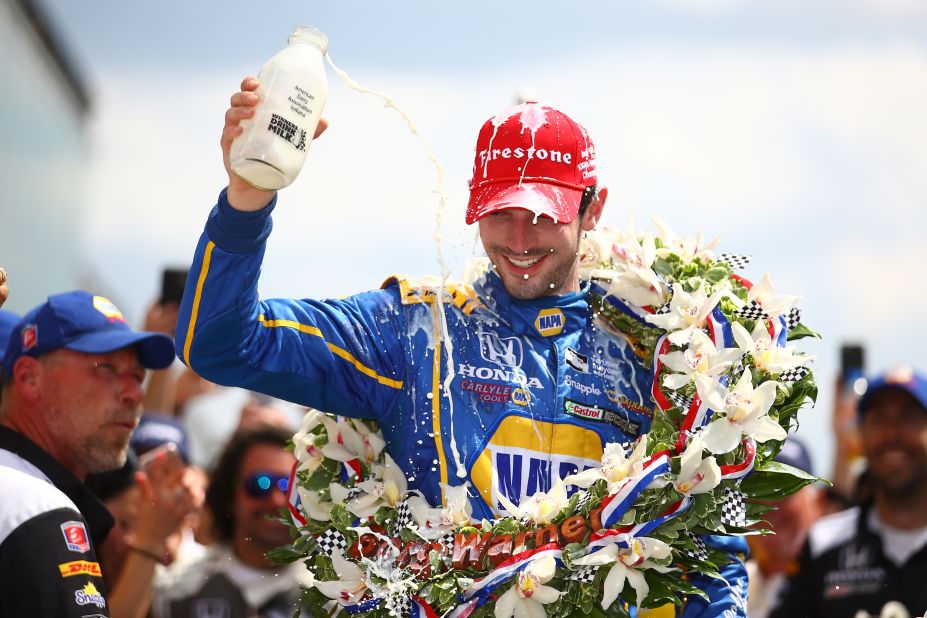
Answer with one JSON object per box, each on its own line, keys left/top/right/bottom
{"left": 598, "top": 453, "right": 671, "bottom": 528}
{"left": 411, "top": 595, "right": 440, "bottom": 618}
{"left": 446, "top": 545, "right": 564, "bottom": 616}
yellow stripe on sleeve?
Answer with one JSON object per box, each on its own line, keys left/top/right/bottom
{"left": 257, "top": 315, "right": 404, "bottom": 389}
{"left": 183, "top": 241, "right": 215, "bottom": 366}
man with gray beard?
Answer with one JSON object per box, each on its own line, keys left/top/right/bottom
{"left": 0, "top": 290, "right": 174, "bottom": 617}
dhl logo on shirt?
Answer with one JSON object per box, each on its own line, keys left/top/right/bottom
{"left": 59, "top": 560, "right": 102, "bottom": 578}
{"left": 470, "top": 416, "right": 603, "bottom": 513}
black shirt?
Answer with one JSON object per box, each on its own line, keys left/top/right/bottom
{"left": 0, "top": 425, "right": 116, "bottom": 617}
{"left": 770, "top": 502, "right": 927, "bottom": 618}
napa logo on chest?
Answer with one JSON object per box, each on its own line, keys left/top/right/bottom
{"left": 534, "top": 308, "right": 565, "bottom": 336}
{"left": 470, "top": 416, "right": 602, "bottom": 513}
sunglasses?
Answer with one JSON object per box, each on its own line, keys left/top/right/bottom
{"left": 242, "top": 472, "right": 289, "bottom": 498}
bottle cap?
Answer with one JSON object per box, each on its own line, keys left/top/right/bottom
{"left": 290, "top": 26, "right": 328, "bottom": 55}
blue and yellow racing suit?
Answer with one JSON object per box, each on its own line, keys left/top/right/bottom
{"left": 176, "top": 190, "right": 748, "bottom": 616}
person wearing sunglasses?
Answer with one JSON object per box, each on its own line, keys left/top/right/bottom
{"left": 149, "top": 425, "right": 311, "bottom": 618}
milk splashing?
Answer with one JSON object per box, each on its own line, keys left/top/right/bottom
{"left": 326, "top": 53, "right": 467, "bottom": 479}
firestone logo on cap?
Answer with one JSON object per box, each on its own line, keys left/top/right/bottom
{"left": 92, "top": 295, "right": 126, "bottom": 323}
{"left": 466, "top": 103, "right": 597, "bottom": 225}
{"left": 21, "top": 324, "right": 37, "bottom": 351}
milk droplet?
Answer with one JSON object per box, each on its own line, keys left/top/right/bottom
{"left": 432, "top": 459, "right": 439, "bottom": 464}
{"left": 523, "top": 274, "right": 530, "bottom": 280}
{"left": 549, "top": 283, "right": 555, "bottom": 288}
{"left": 426, "top": 392, "right": 434, "bottom": 399}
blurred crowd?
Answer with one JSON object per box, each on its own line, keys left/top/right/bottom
{"left": 0, "top": 280, "right": 311, "bottom": 618}
{"left": 1, "top": 271, "right": 926, "bottom": 618}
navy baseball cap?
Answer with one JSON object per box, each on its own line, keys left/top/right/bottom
{"left": 2, "top": 291, "right": 175, "bottom": 380}
{"left": 858, "top": 365, "right": 927, "bottom": 416}
{"left": 131, "top": 413, "right": 190, "bottom": 463}
{"left": 0, "top": 309, "right": 19, "bottom": 367}
{"left": 774, "top": 436, "right": 814, "bottom": 476}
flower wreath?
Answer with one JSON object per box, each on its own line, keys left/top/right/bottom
{"left": 272, "top": 220, "right": 818, "bottom": 618}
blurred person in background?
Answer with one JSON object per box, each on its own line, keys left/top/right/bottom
{"left": 771, "top": 366, "right": 927, "bottom": 618}
{"left": 0, "top": 290, "right": 174, "bottom": 617}
{"left": 0, "top": 308, "right": 19, "bottom": 398}
{"left": 150, "top": 425, "right": 309, "bottom": 618}
{"left": 85, "top": 446, "right": 201, "bottom": 618}
{"left": 746, "top": 437, "right": 825, "bottom": 617}
{"left": 0, "top": 266, "right": 8, "bottom": 307}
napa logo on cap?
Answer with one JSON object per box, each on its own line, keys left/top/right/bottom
{"left": 92, "top": 296, "right": 126, "bottom": 323}
{"left": 534, "top": 308, "right": 564, "bottom": 336}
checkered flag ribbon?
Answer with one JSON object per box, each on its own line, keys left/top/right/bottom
{"left": 391, "top": 496, "right": 415, "bottom": 536}
{"left": 315, "top": 528, "right": 349, "bottom": 558}
{"left": 666, "top": 390, "right": 694, "bottom": 412}
{"left": 574, "top": 489, "right": 595, "bottom": 512}
{"left": 383, "top": 594, "right": 410, "bottom": 617}
{"left": 736, "top": 300, "right": 770, "bottom": 321}
{"left": 778, "top": 365, "right": 811, "bottom": 385}
{"left": 680, "top": 532, "right": 709, "bottom": 562}
{"left": 654, "top": 302, "right": 672, "bottom": 315}
{"left": 716, "top": 253, "right": 752, "bottom": 271}
{"left": 719, "top": 487, "right": 747, "bottom": 528}
{"left": 566, "top": 565, "right": 599, "bottom": 583}
{"left": 784, "top": 307, "right": 801, "bottom": 330}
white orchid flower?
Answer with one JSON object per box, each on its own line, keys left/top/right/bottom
{"left": 408, "top": 483, "right": 473, "bottom": 535}
{"left": 748, "top": 273, "right": 799, "bottom": 319}
{"left": 574, "top": 537, "right": 673, "bottom": 609}
{"left": 313, "top": 551, "right": 367, "bottom": 605}
{"left": 493, "top": 555, "right": 561, "bottom": 618}
{"left": 696, "top": 371, "right": 787, "bottom": 454}
{"left": 346, "top": 418, "right": 387, "bottom": 465}
{"left": 731, "top": 322, "right": 812, "bottom": 375}
{"left": 497, "top": 480, "right": 569, "bottom": 525}
{"left": 673, "top": 435, "right": 722, "bottom": 495}
{"left": 297, "top": 486, "right": 333, "bottom": 521}
{"left": 329, "top": 454, "right": 408, "bottom": 518}
{"left": 607, "top": 263, "right": 670, "bottom": 308}
{"left": 578, "top": 228, "right": 618, "bottom": 279}
{"left": 645, "top": 283, "right": 735, "bottom": 346}
{"left": 659, "top": 329, "right": 743, "bottom": 391}
{"left": 652, "top": 217, "right": 719, "bottom": 263}
{"left": 316, "top": 415, "right": 368, "bottom": 463}
{"left": 291, "top": 410, "right": 329, "bottom": 473}
{"left": 564, "top": 437, "right": 650, "bottom": 494}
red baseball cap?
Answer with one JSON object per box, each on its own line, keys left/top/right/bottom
{"left": 466, "top": 102, "right": 597, "bottom": 225}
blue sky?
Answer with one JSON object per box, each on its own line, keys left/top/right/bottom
{"left": 33, "top": 0, "right": 927, "bottom": 475}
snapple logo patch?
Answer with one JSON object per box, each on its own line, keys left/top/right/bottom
{"left": 534, "top": 308, "right": 564, "bottom": 336}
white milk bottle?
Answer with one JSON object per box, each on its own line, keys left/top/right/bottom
{"left": 230, "top": 26, "right": 328, "bottom": 190}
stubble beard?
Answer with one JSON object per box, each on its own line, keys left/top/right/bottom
{"left": 489, "top": 239, "right": 582, "bottom": 301}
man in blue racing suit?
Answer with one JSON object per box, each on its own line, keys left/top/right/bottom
{"left": 176, "top": 76, "right": 748, "bottom": 616}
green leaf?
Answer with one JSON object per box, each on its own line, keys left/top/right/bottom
{"left": 787, "top": 323, "right": 821, "bottom": 341}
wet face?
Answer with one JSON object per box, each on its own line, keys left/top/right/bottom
{"left": 478, "top": 198, "right": 603, "bottom": 300}
{"left": 233, "top": 442, "right": 295, "bottom": 553}
{"left": 40, "top": 348, "right": 146, "bottom": 477}
{"left": 860, "top": 388, "right": 927, "bottom": 497}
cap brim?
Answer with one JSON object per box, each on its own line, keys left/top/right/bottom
{"left": 65, "top": 330, "right": 176, "bottom": 370}
{"left": 858, "top": 380, "right": 927, "bottom": 415}
{"left": 466, "top": 182, "right": 583, "bottom": 225}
